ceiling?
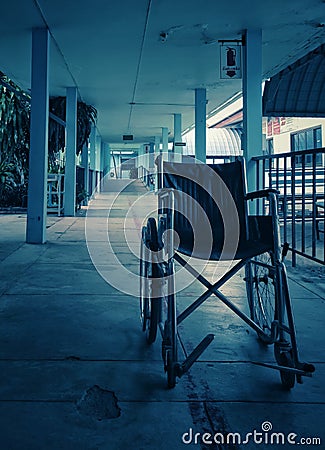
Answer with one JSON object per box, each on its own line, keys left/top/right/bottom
{"left": 0, "top": 0, "right": 325, "bottom": 145}
{"left": 263, "top": 43, "right": 325, "bottom": 116}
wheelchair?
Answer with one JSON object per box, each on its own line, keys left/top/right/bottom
{"left": 139, "top": 157, "right": 315, "bottom": 388}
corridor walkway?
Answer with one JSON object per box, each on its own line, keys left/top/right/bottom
{"left": 0, "top": 178, "right": 324, "bottom": 449}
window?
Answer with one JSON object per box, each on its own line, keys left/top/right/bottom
{"left": 266, "top": 138, "right": 274, "bottom": 155}
{"left": 265, "top": 138, "right": 274, "bottom": 169}
{"left": 291, "top": 127, "right": 322, "bottom": 166}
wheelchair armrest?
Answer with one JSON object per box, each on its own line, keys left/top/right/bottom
{"left": 246, "top": 189, "right": 279, "bottom": 201}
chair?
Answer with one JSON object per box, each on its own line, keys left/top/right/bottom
{"left": 139, "top": 157, "right": 315, "bottom": 388}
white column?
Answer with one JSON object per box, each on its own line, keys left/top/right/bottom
{"left": 95, "top": 133, "right": 102, "bottom": 192}
{"left": 143, "top": 145, "right": 149, "bottom": 173}
{"left": 100, "top": 142, "right": 104, "bottom": 174}
{"left": 138, "top": 144, "right": 143, "bottom": 168}
{"left": 155, "top": 135, "right": 160, "bottom": 156}
{"left": 81, "top": 143, "right": 89, "bottom": 205}
{"left": 118, "top": 153, "right": 122, "bottom": 179}
{"left": 149, "top": 142, "right": 155, "bottom": 169}
{"left": 242, "top": 29, "right": 263, "bottom": 193}
{"left": 26, "top": 28, "right": 50, "bottom": 244}
{"left": 162, "top": 127, "right": 168, "bottom": 161}
{"left": 64, "top": 87, "right": 77, "bottom": 216}
{"left": 101, "top": 142, "right": 110, "bottom": 191}
{"left": 89, "top": 125, "right": 96, "bottom": 195}
{"left": 102, "top": 143, "right": 111, "bottom": 177}
{"left": 195, "top": 88, "right": 206, "bottom": 163}
{"left": 148, "top": 142, "right": 155, "bottom": 190}
{"left": 89, "top": 125, "right": 96, "bottom": 170}
{"left": 97, "top": 135, "right": 102, "bottom": 169}
{"left": 173, "top": 113, "right": 182, "bottom": 162}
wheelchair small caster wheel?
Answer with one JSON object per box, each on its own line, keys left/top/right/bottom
{"left": 275, "top": 346, "right": 295, "bottom": 390}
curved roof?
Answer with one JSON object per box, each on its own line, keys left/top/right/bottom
{"left": 182, "top": 127, "right": 242, "bottom": 157}
{"left": 263, "top": 44, "right": 325, "bottom": 117}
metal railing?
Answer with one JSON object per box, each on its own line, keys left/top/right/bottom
{"left": 252, "top": 148, "right": 325, "bottom": 266}
{"left": 138, "top": 165, "right": 155, "bottom": 189}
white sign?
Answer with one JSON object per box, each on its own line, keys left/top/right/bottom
{"left": 220, "top": 45, "right": 242, "bottom": 79}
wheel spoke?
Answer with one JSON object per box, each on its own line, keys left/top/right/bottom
{"left": 246, "top": 252, "right": 276, "bottom": 344}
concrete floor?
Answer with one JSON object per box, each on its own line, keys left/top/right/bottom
{"left": 0, "top": 179, "right": 324, "bottom": 450}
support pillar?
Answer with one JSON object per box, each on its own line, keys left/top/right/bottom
{"left": 138, "top": 144, "right": 144, "bottom": 178}
{"left": 173, "top": 113, "right": 182, "bottom": 162}
{"left": 81, "top": 143, "right": 89, "bottom": 205}
{"left": 195, "top": 88, "right": 206, "bottom": 163}
{"left": 102, "top": 142, "right": 111, "bottom": 191}
{"left": 149, "top": 142, "right": 155, "bottom": 170}
{"left": 149, "top": 142, "right": 155, "bottom": 190}
{"left": 155, "top": 135, "right": 160, "bottom": 156}
{"left": 162, "top": 127, "right": 168, "bottom": 161}
{"left": 102, "top": 143, "right": 111, "bottom": 177}
{"left": 64, "top": 87, "right": 77, "bottom": 216}
{"left": 242, "top": 29, "right": 263, "bottom": 193}
{"left": 143, "top": 145, "right": 149, "bottom": 174}
{"left": 89, "top": 125, "right": 96, "bottom": 195}
{"left": 94, "top": 133, "right": 101, "bottom": 192}
{"left": 26, "top": 28, "right": 50, "bottom": 244}
{"left": 153, "top": 137, "right": 160, "bottom": 191}
{"left": 118, "top": 153, "right": 122, "bottom": 179}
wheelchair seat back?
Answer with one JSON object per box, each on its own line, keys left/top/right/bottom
{"left": 161, "top": 159, "right": 252, "bottom": 260}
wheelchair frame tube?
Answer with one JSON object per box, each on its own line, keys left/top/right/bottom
{"left": 269, "top": 192, "right": 287, "bottom": 343}
{"left": 176, "top": 257, "right": 248, "bottom": 325}
{"left": 269, "top": 192, "right": 282, "bottom": 263}
{"left": 282, "top": 262, "right": 300, "bottom": 366}
{"left": 174, "top": 253, "right": 270, "bottom": 338}
{"left": 269, "top": 191, "right": 300, "bottom": 364}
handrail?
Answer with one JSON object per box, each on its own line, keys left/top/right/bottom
{"left": 252, "top": 147, "right": 325, "bottom": 160}
{"left": 251, "top": 147, "right": 324, "bottom": 267}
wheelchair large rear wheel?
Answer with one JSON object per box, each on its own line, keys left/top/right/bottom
{"left": 139, "top": 219, "right": 161, "bottom": 344}
{"left": 245, "top": 252, "right": 277, "bottom": 344}
{"left": 246, "top": 253, "right": 297, "bottom": 388}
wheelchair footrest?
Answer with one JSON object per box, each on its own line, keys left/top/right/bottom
{"left": 300, "top": 362, "right": 316, "bottom": 373}
{"left": 251, "top": 361, "right": 314, "bottom": 377}
{"left": 179, "top": 334, "right": 214, "bottom": 377}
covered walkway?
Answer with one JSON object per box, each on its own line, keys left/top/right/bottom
{"left": 0, "top": 179, "right": 324, "bottom": 449}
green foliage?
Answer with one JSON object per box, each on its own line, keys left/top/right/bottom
{"left": 0, "top": 73, "right": 29, "bottom": 207}
{"left": 0, "top": 160, "right": 27, "bottom": 207}
{"left": 0, "top": 160, "right": 15, "bottom": 189}
{"left": 49, "top": 96, "right": 97, "bottom": 172}
{"left": 0, "top": 72, "right": 97, "bottom": 207}
{"left": 0, "top": 72, "right": 30, "bottom": 189}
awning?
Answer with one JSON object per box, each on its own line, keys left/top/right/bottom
{"left": 263, "top": 44, "right": 325, "bottom": 117}
{"left": 182, "top": 127, "right": 242, "bottom": 157}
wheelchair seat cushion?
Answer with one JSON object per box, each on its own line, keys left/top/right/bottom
{"left": 175, "top": 216, "right": 273, "bottom": 260}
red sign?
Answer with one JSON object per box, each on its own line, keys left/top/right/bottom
{"left": 273, "top": 118, "right": 280, "bottom": 135}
